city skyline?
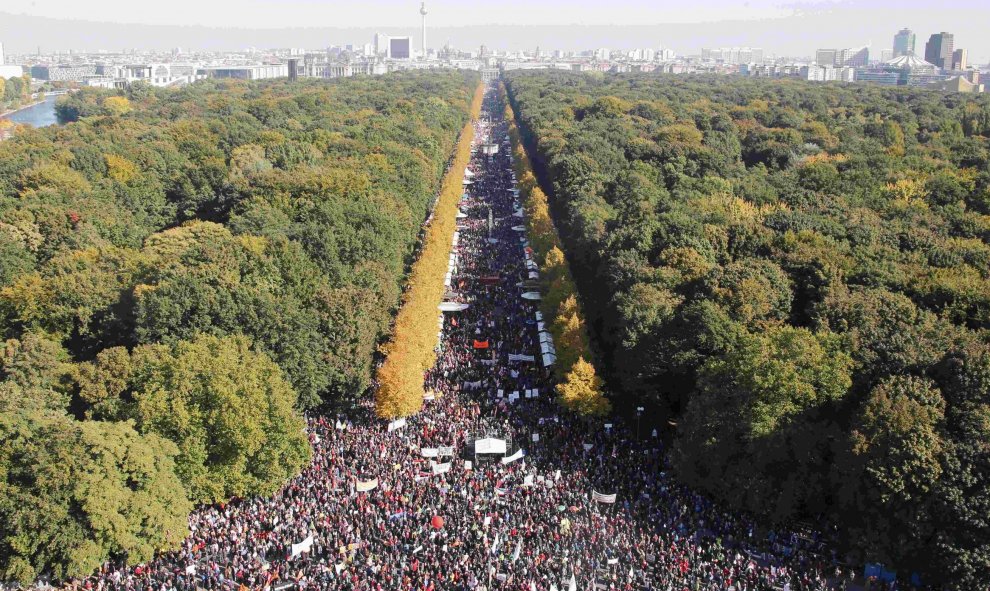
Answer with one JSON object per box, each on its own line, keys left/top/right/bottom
{"left": 2, "top": 2, "right": 990, "bottom": 62}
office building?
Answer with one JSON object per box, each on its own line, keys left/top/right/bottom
{"left": 703, "top": 47, "right": 765, "bottom": 65}
{"left": 816, "top": 47, "right": 868, "bottom": 68}
{"left": 924, "top": 32, "right": 954, "bottom": 69}
{"left": 816, "top": 49, "right": 838, "bottom": 66}
{"left": 30, "top": 64, "right": 98, "bottom": 81}
{"left": 204, "top": 64, "right": 288, "bottom": 80}
{"left": 388, "top": 37, "right": 412, "bottom": 59}
{"left": 952, "top": 48, "right": 967, "bottom": 71}
{"left": 893, "top": 28, "right": 915, "bottom": 58}
{"left": 839, "top": 47, "right": 870, "bottom": 67}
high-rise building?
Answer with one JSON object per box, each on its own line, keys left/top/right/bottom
{"left": 388, "top": 37, "right": 412, "bottom": 60}
{"left": 838, "top": 47, "right": 870, "bottom": 67}
{"left": 952, "top": 48, "right": 968, "bottom": 70}
{"left": 880, "top": 49, "right": 894, "bottom": 62}
{"left": 0, "top": 41, "right": 4, "bottom": 65}
{"left": 893, "top": 28, "right": 915, "bottom": 58}
{"left": 816, "top": 49, "right": 838, "bottom": 66}
{"left": 925, "top": 32, "right": 954, "bottom": 69}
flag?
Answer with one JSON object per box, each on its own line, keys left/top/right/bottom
{"left": 473, "top": 339, "right": 490, "bottom": 349}
{"left": 512, "top": 539, "right": 522, "bottom": 562}
{"left": 592, "top": 490, "right": 617, "bottom": 504}
{"left": 607, "top": 558, "right": 618, "bottom": 565}
{"left": 491, "top": 532, "right": 501, "bottom": 554}
{"left": 568, "top": 574, "right": 577, "bottom": 591}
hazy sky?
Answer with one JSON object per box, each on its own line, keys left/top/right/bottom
{"left": 1, "top": 1, "right": 989, "bottom": 61}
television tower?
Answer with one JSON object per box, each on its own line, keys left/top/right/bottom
{"left": 420, "top": 1, "right": 428, "bottom": 58}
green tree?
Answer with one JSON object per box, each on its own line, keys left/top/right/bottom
{"left": 116, "top": 334, "right": 310, "bottom": 503}
{"left": 0, "top": 410, "right": 190, "bottom": 585}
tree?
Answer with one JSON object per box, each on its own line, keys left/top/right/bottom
{"left": 102, "top": 96, "right": 132, "bottom": 117}
{"left": 0, "top": 410, "right": 190, "bottom": 585}
{"left": 107, "top": 334, "right": 310, "bottom": 503}
{"left": 556, "top": 357, "right": 610, "bottom": 416}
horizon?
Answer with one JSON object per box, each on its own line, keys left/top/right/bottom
{"left": 1, "top": 1, "right": 989, "bottom": 63}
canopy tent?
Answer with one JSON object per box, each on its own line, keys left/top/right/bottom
{"left": 438, "top": 302, "right": 470, "bottom": 312}
{"left": 475, "top": 438, "right": 507, "bottom": 455}
{"left": 464, "top": 168, "right": 475, "bottom": 177}
{"left": 522, "top": 292, "right": 542, "bottom": 301}
{"left": 456, "top": 210, "right": 469, "bottom": 219}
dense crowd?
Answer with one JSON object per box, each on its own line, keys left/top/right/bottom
{"left": 72, "top": 86, "right": 861, "bottom": 591}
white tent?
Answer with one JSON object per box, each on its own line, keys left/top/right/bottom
{"left": 464, "top": 168, "right": 475, "bottom": 177}
{"left": 439, "top": 302, "right": 469, "bottom": 312}
{"left": 475, "top": 438, "right": 508, "bottom": 455}
{"left": 521, "top": 292, "right": 542, "bottom": 301}
{"left": 456, "top": 210, "right": 469, "bottom": 219}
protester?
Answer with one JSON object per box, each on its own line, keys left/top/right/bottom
{"left": 76, "top": 85, "right": 851, "bottom": 591}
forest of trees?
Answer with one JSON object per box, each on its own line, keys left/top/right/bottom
{"left": 0, "top": 71, "right": 478, "bottom": 584}
{"left": 505, "top": 71, "right": 990, "bottom": 586}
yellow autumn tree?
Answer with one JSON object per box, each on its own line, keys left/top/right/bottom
{"left": 503, "top": 83, "right": 607, "bottom": 416}
{"left": 556, "top": 357, "right": 610, "bottom": 416}
{"left": 103, "top": 96, "right": 132, "bottom": 116}
{"left": 375, "top": 82, "right": 484, "bottom": 419}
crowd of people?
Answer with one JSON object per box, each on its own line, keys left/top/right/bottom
{"left": 74, "top": 85, "right": 865, "bottom": 591}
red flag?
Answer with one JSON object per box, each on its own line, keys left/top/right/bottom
{"left": 473, "top": 340, "right": 490, "bottom": 349}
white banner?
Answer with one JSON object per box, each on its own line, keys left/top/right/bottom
{"left": 501, "top": 449, "right": 525, "bottom": 464}
{"left": 582, "top": 443, "right": 593, "bottom": 451}
{"left": 432, "top": 462, "right": 452, "bottom": 475}
{"left": 592, "top": 491, "right": 617, "bottom": 504}
{"left": 438, "top": 446, "right": 454, "bottom": 457}
{"left": 421, "top": 448, "right": 439, "bottom": 458}
{"left": 291, "top": 534, "right": 314, "bottom": 557}
{"left": 356, "top": 478, "right": 378, "bottom": 492}
{"left": 465, "top": 460, "right": 473, "bottom": 471}
{"left": 388, "top": 418, "right": 407, "bottom": 432}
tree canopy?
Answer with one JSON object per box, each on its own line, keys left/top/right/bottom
{"left": 0, "top": 71, "right": 479, "bottom": 584}
{"left": 505, "top": 70, "right": 990, "bottom": 586}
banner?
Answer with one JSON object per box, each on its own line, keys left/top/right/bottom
{"left": 421, "top": 448, "right": 439, "bottom": 458}
{"left": 592, "top": 491, "right": 617, "bottom": 504}
{"left": 465, "top": 460, "right": 473, "bottom": 470}
{"left": 582, "top": 443, "right": 593, "bottom": 451}
{"left": 356, "top": 478, "right": 378, "bottom": 492}
{"left": 473, "top": 340, "right": 490, "bottom": 349}
{"left": 438, "top": 446, "right": 455, "bottom": 457}
{"left": 501, "top": 449, "right": 525, "bottom": 464}
{"left": 387, "top": 418, "right": 407, "bottom": 433}
{"left": 432, "top": 462, "right": 452, "bottom": 475}
{"left": 291, "top": 534, "right": 314, "bottom": 557}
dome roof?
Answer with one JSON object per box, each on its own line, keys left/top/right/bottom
{"left": 885, "top": 53, "right": 936, "bottom": 70}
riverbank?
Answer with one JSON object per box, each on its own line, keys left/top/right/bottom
{"left": 0, "top": 98, "right": 46, "bottom": 119}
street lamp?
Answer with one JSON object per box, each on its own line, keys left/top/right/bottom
{"left": 635, "top": 407, "right": 644, "bottom": 440}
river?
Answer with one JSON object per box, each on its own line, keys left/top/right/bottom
{"left": 1, "top": 95, "right": 59, "bottom": 127}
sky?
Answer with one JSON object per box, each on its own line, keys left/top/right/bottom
{"left": 1, "top": 0, "right": 989, "bottom": 62}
